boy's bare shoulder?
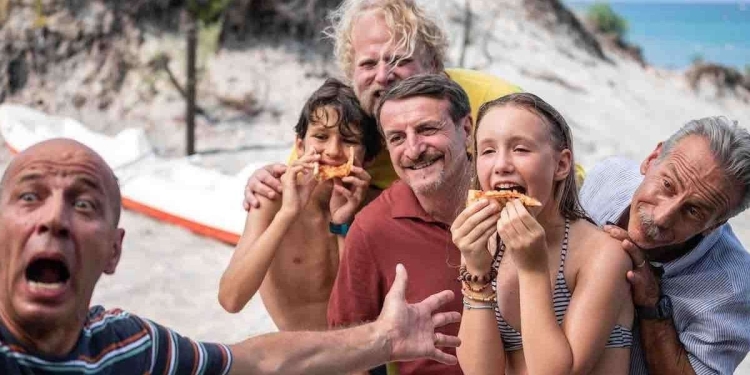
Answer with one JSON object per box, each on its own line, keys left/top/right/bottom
{"left": 243, "top": 194, "right": 283, "bottom": 234}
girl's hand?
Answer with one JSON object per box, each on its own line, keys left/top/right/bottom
{"left": 451, "top": 198, "right": 501, "bottom": 274}
{"left": 279, "top": 150, "right": 320, "bottom": 217}
{"left": 330, "top": 166, "right": 371, "bottom": 225}
{"left": 497, "top": 199, "right": 548, "bottom": 272}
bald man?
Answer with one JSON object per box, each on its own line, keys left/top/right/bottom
{"left": 0, "top": 138, "right": 461, "bottom": 374}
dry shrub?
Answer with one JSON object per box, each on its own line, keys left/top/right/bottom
{"left": 220, "top": 0, "right": 342, "bottom": 49}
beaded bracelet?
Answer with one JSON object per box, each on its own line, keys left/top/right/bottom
{"left": 462, "top": 279, "right": 490, "bottom": 293}
{"left": 457, "top": 264, "right": 498, "bottom": 284}
{"left": 461, "top": 288, "right": 497, "bottom": 303}
{"left": 463, "top": 298, "right": 496, "bottom": 310}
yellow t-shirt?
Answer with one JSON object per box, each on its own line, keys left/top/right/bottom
{"left": 288, "top": 68, "right": 585, "bottom": 189}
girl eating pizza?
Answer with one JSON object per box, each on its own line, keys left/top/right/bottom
{"left": 452, "top": 93, "right": 634, "bottom": 375}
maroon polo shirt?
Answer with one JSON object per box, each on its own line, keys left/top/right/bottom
{"left": 328, "top": 181, "right": 464, "bottom": 375}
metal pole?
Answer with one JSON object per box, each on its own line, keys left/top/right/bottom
{"left": 186, "top": 9, "right": 197, "bottom": 156}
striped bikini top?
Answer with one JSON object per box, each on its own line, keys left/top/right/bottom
{"left": 490, "top": 219, "right": 633, "bottom": 351}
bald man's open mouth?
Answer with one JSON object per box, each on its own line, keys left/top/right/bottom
{"left": 24, "top": 254, "right": 72, "bottom": 300}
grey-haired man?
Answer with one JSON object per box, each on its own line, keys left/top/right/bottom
{"left": 580, "top": 116, "right": 750, "bottom": 375}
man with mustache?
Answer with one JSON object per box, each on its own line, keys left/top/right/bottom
{"left": 327, "top": 74, "right": 474, "bottom": 375}
{"left": 579, "top": 116, "right": 750, "bottom": 375}
{"left": 0, "top": 138, "right": 464, "bottom": 374}
{"left": 242, "top": 0, "right": 521, "bottom": 208}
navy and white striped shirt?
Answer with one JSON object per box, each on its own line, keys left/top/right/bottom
{"left": 580, "top": 156, "right": 750, "bottom": 375}
{"left": 0, "top": 306, "right": 233, "bottom": 374}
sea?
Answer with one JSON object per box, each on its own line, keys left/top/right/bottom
{"left": 566, "top": 1, "right": 750, "bottom": 71}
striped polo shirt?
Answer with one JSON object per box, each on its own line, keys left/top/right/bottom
{"left": 0, "top": 306, "right": 233, "bottom": 374}
{"left": 579, "top": 156, "right": 750, "bottom": 375}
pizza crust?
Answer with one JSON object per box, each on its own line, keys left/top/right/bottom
{"left": 315, "top": 146, "right": 355, "bottom": 181}
{"left": 466, "top": 189, "right": 542, "bottom": 208}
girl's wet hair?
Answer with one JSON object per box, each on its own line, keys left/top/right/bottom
{"left": 473, "top": 92, "right": 588, "bottom": 221}
{"left": 295, "top": 78, "right": 382, "bottom": 161}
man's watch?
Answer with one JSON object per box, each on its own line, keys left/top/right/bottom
{"left": 636, "top": 294, "right": 673, "bottom": 320}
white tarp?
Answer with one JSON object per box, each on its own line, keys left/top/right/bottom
{"left": 0, "top": 103, "right": 280, "bottom": 243}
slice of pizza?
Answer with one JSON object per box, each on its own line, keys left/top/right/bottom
{"left": 466, "top": 189, "right": 542, "bottom": 208}
{"left": 315, "top": 146, "right": 355, "bottom": 181}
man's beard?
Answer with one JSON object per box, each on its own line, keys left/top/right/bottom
{"left": 357, "top": 84, "right": 387, "bottom": 115}
{"left": 402, "top": 151, "right": 455, "bottom": 195}
{"left": 411, "top": 169, "right": 446, "bottom": 195}
{"left": 638, "top": 206, "right": 673, "bottom": 244}
{"left": 635, "top": 205, "right": 712, "bottom": 263}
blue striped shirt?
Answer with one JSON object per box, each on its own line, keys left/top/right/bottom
{"left": 0, "top": 306, "right": 233, "bottom": 374}
{"left": 580, "top": 156, "right": 750, "bottom": 375}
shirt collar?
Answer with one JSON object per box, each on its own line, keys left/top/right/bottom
{"left": 389, "top": 181, "right": 443, "bottom": 224}
{"left": 661, "top": 225, "right": 724, "bottom": 277}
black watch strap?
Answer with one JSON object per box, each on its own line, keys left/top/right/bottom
{"left": 636, "top": 295, "right": 673, "bottom": 320}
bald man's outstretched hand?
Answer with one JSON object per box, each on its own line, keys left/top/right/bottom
{"left": 378, "top": 264, "right": 462, "bottom": 365}
{"left": 228, "top": 264, "right": 461, "bottom": 375}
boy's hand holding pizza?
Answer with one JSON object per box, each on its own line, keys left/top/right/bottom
{"left": 328, "top": 148, "right": 371, "bottom": 226}
{"left": 279, "top": 149, "right": 320, "bottom": 219}
{"left": 329, "top": 165, "right": 371, "bottom": 226}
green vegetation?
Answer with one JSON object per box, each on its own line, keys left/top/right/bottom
{"left": 586, "top": 2, "right": 628, "bottom": 38}
{"left": 186, "top": 0, "right": 230, "bottom": 67}
{"left": 188, "top": 0, "right": 231, "bottom": 24}
{"left": 198, "top": 21, "right": 222, "bottom": 65}
{"left": 33, "top": 0, "right": 47, "bottom": 28}
{"left": 691, "top": 53, "right": 705, "bottom": 65}
{"left": 745, "top": 64, "right": 750, "bottom": 77}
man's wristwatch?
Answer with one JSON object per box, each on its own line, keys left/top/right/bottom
{"left": 636, "top": 294, "right": 673, "bottom": 320}
{"left": 329, "top": 222, "right": 351, "bottom": 236}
